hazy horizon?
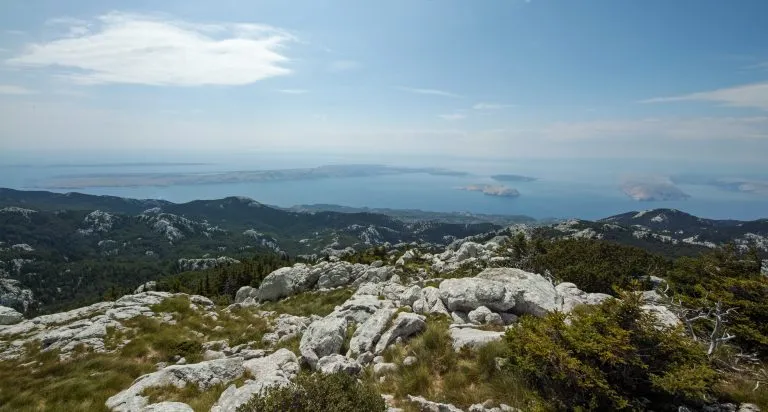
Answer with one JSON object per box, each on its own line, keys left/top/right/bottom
{"left": 1, "top": 1, "right": 768, "bottom": 219}
{"left": 1, "top": 1, "right": 768, "bottom": 162}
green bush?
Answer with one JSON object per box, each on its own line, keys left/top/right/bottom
{"left": 503, "top": 294, "right": 717, "bottom": 411}
{"left": 237, "top": 372, "right": 385, "bottom": 412}
{"left": 526, "top": 238, "right": 664, "bottom": 294}
{"left": 666, "top": 246, "right": 768, "bottom": 355}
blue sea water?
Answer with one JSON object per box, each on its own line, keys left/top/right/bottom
{"left": 0, "top": 152, "right": 765, "bottom": 221}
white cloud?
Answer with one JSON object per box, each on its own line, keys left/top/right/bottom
{"left": 277, "top": 89, "right": 309, "bottom": 94}
{"left": 438, "top": 113, "right": 466, "bottom": 121}
{"left": 398, "top": 86, "right": 459, "bottom": 98}
{"left": 6, "top": 12, "right": 296, "bottom": 86}
{"left": 473, "top": 102, "right": 515, "bottom": 110}
{"left": 0, "top": 84, "right": 37, "bottom": 95}
{"left": 641, "top": 82, "right": 768, "bottom": 111}
{"left": 5, "top": 30, "right": 25, "bottom": 36}
{"left": 327, "top": 60, "right": 361, "bottom": 73}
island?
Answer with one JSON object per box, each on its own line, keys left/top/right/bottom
{"left": 620, "top": 179, "right": 690, "bottom": 202}
{"left": 672, "top": 175, "right": 768, "bottom": 196}
{"left": 490, "top": 174, "right": 537, "bottom": 182}
{"left": 35, "top": 164, "right": 469, "bottom": 189}
{"left": 458, "top": 184, "right": 521, "bottom": 198}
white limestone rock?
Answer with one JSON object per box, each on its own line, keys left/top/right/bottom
{"left": 374, "top": 312, "right": 426, "bottom": 355}
{"left": 407, "top": 395, "right": 464, "bottom": 412}
{"left": 134, "top": 281, "right": 157, "bottom": 294}
{"left": 642, "top": 304, "right": 681, "bottom": 328}
{"left": 329, "top": 294, "right": 396, "bottom": 324}
{"left": 257, "top": 264, "right": 318, "bottom": 302}
{"left": 477, "top": 268, "right": 561, "bottom": 316}
{"left": 106, "top": 357, "right": 245, "bottom": 411}
{"left": 555, "top": 282, "right": 612, "bottom": 313}
{"left": 0, "top": 305, "right": 23, "bottom": 325}
{"left": 140, "top": 402, "right": 194, "bottom": 412}
{"left": 413, "top": 286, "right": 449, "bottom": 315}
{"left": 317, "top": 354, "right": 362, "bottom": 375}
{"left": 262, "top": 313, "right": 311, "bottom": 346}
{"left": 439, "top": 278, "right": 516, "bottom": 313}
{"left": 212, "top": 349, "right": 298, "bottom": 412}
{"left": 347, "top": 308, "right": 396, "bottom": 359}
{"left": 467, "top": 306, "right": 503, "bottom": 326}
{"left": 234, "top": 286, "right": 258, "bottom": 304}
{"left": 299, "top": 316, "right": 348, "bottom": 368}
{"left": 449, "top": 327, "right": 504, "bottom": 351}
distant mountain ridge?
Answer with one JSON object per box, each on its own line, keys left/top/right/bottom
{"left": 1, "top": 189, "right": 767, "bottom": 315}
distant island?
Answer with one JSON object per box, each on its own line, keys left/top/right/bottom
{"left": 490, "top": 174, "right": 537, "bottom": 182}
{"left": 35, "top": 164, "right": 469, "bottom": 189}
{"left": 287, "top": 203, "right": 535, "bottom": 225}
{"left": 672, "top": 175, "right": 768, "bottom": 196}
{"left": 458, "top": 184, "right": 521, "bottom": 198}
{"left": 621, "top": 178, "right": 690, "bottom": 201}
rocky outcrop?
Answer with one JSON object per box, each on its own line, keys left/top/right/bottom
{"left": 262, "top": 313, "right": 312, "bottom": 346}
{"left": 299, "top": 316, "right": 348, "bottom": 368}
{"left": 476, "top": 268, "right": 561, "bottom": 317}
{"left": 555, "top": 282, "right": 612, "bottom": 313}
{"left": 412, "top": 287, "right": 449, "bottom": 315}
{"left": 0, "top": 305, "right": 23, "bottom": 325}
{"left": 252, "top": 261, "right": 396, "bottom": 303}
{"left": 449, "top": 327, "right": 504, "bottom": 351}
{"left": 317, "top": 354, "right": 362, "bottom": 375}
{"left": 177, "top": 257, "right": 240, "bottom": 272}
{"left": 467, "top": 306, "right": 503, "bottom": 326}
{"left": 642, "top": 304, "right": 681, "bottom": 328}
{"left": 407, "top": 395, "right": 463, "bottom": 412}
{"left": 329, "top": 293, "right": 396, "bottom": 324}
{"left": 106, "top": 357, "right": 245, "bottom": 411}
{"left": 374, "top": 312, "right": 426, "bottom": 355}
{"left": 134, "top": 281, "right": 158, "bottom": 294}
{"left": 0, "top": 277, "right": 35, "bottom": 313}
{"left": 347, "top": 308, "right": 395, "bottom": 359}
{"left": 257, "top": 264, "right": 317, "bottom": 302}
{"left": 211, "top": 349, "right": 299, "bottom": 412}
{"left": 439, "top": 278, "right": 516, "bottom": 313}
{"left": 0, "top": 292, "right": 205, "bottom": 361}
{"left": 140, "top": 402, "right": 194, "bottom": 412}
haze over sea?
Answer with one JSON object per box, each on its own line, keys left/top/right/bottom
{"left": 2, "top": 151, "right": 766, "bottom": 221}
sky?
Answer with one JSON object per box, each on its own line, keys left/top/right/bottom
{"left": 1, "top": 0, "right": 768, "bottom": 163}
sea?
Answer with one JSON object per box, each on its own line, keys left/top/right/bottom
{"left": 1, "top": 151, "right": 765, "bottom": 221}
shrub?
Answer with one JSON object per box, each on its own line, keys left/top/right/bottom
{"left": 527, "top": 238, "right": 664, "bottom": 294}
{"left": 503, "top": 294, "right": 717, "bottom": 411}
{"left": 237, "top": 372, "right": 386, "bottom": 412}
{"left": 666, "top": 246, "right": 768, "bottom": 355}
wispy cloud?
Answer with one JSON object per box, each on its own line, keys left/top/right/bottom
{"left": 5, "top": 30, "right": 25, "bottom": 36}
{"left": 438, "top": 113, "right": 466, "bottom": 121}
{"left": 0, "top": 85, "right": 37, "bottom": 95}
{"left": 473, "top": 102, "right": 516, "bottom": 110}
{"left": 277, "top": 89, "right": 309, "bottom": 94}
{"left": 641, "top": 82, "right": 768, "bottom": 111}
{"left": 327, "top": 60, "right": 361, "bottom": 73}
{"left": 6, "top": 12, "right": 296, "bottom": 86}
{"left": 398, "top": 86, "right": 460, "bottom": 98}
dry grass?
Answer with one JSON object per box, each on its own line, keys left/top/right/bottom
{"left": 363, "top": 318, "right": 550, "bottom": 411}
{"left": 0, "top": 295, "right": 272, "bottom": 411}
{"left": 259, "top": 288, "right": 353, "bottom": 317}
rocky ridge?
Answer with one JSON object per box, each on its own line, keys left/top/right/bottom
{"left": 0, "top": 232, "right": 755, "bottom": 411}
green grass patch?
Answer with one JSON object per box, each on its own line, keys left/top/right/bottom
{"left": 0, "top": 350, "right": 155, "bottom": 412}
{"left": 364, "top": 318, "right": 547, "bottom": 410}
{"left": 259, "top": 288, "right": 353, "bottom": 317}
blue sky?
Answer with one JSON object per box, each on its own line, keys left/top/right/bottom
{"left": 1, "top": 0, "right": 767, "bottom": 162}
